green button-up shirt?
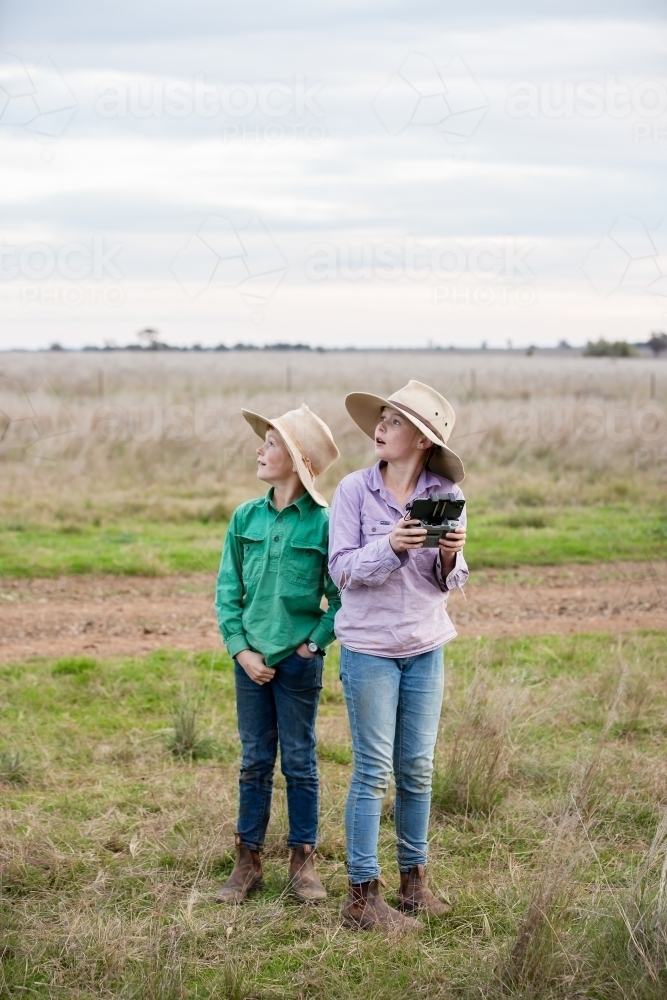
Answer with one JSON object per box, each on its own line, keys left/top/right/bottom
{"left": 215, "top": 489, "right": 341, "bottom": 668}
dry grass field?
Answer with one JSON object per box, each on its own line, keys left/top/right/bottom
{"left": 1, "top": 349, "right": 667, "bottom": 999}
{"left": 1, "top": 348, "right": 666, "bottom": 513}
{"left": 1, "top": 349, "right": 666, "bottom": 575}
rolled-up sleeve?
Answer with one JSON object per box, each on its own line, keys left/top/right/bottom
{"left": 434, "top": 548, "right": 469, "bottom": 591}
{"left": 329, "top": 482, "right": 406, "bottom": 590}
{"left": 433, "top": 488, "right": 469, "bottom": 592}
{"left": 309, "top": 568, "right": 341, "bottom": 650}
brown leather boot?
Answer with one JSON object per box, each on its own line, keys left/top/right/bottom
{"left": 342, "top": 879, "right": 420, "bottom": 932}
{"left": 288, "top": 844, "right": 327, "bottom": 902}
{"left": 214, "top": 834, "right": 263, "bottom": 904}
{"left": 397, "top": 865, "right": 450, "bottom": 916}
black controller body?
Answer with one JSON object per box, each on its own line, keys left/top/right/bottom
{"left": 405, "top": 492, "right": 466, "bottom": 548}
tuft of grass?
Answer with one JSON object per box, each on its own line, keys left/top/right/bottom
{"left": 586, "top": 811, "right": 667, "bottom": 996}
{"left": 611, "top": 666, "right": 654, "bottom": 740}
{"left": 166, "top": 693, "right": 217, "bottom": 761}
{"left": 318, "top": 741, "right": 352, "bottom": 765}
{"left": 0, "top": 749, "right": 25, "bottom": 784}
{"left": 499, "top": 811, "right": 583, "bottom": 996}
{"left": 433, "top": 673, "right": 518, "bottom": 816}
{"left": 52, "top": 656, "right": 97, "bottom": 676}
{"left": 513, "top": 486, "right": 547, "bottom": 507}
{"left": 504, "top": 510, "right": 552, "bottom": 529}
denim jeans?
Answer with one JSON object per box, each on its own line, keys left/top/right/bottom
{"left": 234, "top": 650, "right": 323, "bottom": 851}
{"left": 340, "top": 644, "right": 445, "bottom": 884}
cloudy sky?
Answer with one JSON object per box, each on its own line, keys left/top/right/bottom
{"left": 0, "top": 0, "right": 666, "bottom": 349}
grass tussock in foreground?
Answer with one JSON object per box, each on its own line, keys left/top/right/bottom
{"left": 1, "top": 633, "right": 667, "bottom": 998}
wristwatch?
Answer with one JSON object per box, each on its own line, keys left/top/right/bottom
{"left": 307, "top": 641, "right": 320, "bottom": 655}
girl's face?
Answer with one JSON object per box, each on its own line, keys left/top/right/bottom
{"left": 374, "top": 406, "right": 431, "bottom": 464}
{"left": 256, "top": 428, "right": 297, "bottom": 483}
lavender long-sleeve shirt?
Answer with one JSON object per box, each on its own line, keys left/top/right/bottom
{"left": 328, "top": 462, "right": 468, "bottom": 657}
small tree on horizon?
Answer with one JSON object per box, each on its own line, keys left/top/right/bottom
{"left": 647, "top": 331, "right": 667, "bottom": 357}
{"left": 137, "top": 327, "right": 159, "bottom": 349}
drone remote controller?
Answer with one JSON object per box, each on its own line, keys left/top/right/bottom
{"left": 404, "top": 492, "right": 466, "bottom": 548}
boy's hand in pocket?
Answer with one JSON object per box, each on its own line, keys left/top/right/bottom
{"left": 295, "top": 642, "right": 316, "bottom": 659}
{"left": 237, "top": 649, "right": 276, "bottom": 685}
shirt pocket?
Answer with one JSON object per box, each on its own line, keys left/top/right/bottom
{"left": 360, "top": 517, "right": 394, "bottom": 543}
{"left": 285, "top": 540, "right": 327, "bottom": 590}
{"left": 238, "top": 532, "right": 265, "bottom": 586}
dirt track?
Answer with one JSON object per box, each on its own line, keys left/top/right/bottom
{"left": 1, "top": 561, "right": 665, "bottom": 663}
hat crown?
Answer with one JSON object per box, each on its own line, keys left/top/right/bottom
{"left": 387, "top": 380, "right": 455, "bottom": 444}
{"left": 276, "top": 404, "right": 339, "bottom": 478}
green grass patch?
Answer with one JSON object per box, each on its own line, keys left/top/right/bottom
{"left": 51, "top": 656, "right": 98, "bottom": 677}
{"left": 1, "top": 503, "right": 666, "bottom": 577}
{"left": 470, "top": 502, "right": 667, "bottom": 567}
{"left": 1, "top": 634, "right": 667, "bottom": 997}
{"left": 0, "top": 518, "right": 225, "bottom": 577}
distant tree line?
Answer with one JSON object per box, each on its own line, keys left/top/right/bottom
{"left": 75, "top": 341, "right": 319, "bottom": 352}
{"left": 583, "top": 333, "right": 667, "bottom": 357}
{"left": 42, "top": 332, "right": 667, "bottom": 355}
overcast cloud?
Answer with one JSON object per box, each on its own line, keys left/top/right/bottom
{"left": 0, "top": 1, "right": 665, "bottom": 349}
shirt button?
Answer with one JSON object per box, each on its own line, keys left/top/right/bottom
{"left": 273, "top": 535, "right": 279, "bottom": 542}
{"left": 372, "top": 527, "right": 376, "bottom": 532}
{"left": 277, "top": 516, "right": 283, "bottom": 522}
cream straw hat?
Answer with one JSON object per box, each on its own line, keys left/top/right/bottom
{"left": 242, "top": 403, "right": 340, "bottom": 506}
{"left": 345, "top": 379, "right": 464, "bottom": 483}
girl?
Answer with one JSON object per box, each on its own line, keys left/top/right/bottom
{"left": 329, "top": 380, "right": 467, "bottom": 931}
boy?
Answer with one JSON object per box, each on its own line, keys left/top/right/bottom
{"left": 215, "top": 403, "right": 340, "bottom": 904}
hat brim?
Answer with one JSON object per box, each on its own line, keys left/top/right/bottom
{"left": 241, "top": 409, "right": 329, "bottom": 506}
{"left": 345, "top": 392, "right": 465, "bottom": 484}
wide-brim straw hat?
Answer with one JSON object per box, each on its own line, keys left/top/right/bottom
{"left": 241, "top": 403, "right": 340, "bottom": 506}
{"left": 345, "top": 379, "right": 465, "bottom": 483}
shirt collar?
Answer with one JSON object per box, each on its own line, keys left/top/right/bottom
{"left": 368, "top": 461, "right": 441, "bottom": 510}
{"left": 265, "top": 487, "right": 314, "bottom": 518}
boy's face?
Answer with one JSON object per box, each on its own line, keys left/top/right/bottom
{"left": 256, "top": 428, "right": 299, "bottom": 485}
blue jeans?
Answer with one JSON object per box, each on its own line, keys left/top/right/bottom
{"left": 340, "top": 645, "right": 445, "bottom": 884}
{"left": 234, "top": 650, "right": 323, "bottom": 851}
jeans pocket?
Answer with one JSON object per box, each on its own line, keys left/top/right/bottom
{"left": 287, "top": 652, "right": 323, "bottom": 692}
{"left": 293, "top": 649, "right": 313, "bottom": 661}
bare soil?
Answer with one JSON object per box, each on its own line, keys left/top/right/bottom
{"left": 1, "top": 560, "right": 665, "bottom": 663}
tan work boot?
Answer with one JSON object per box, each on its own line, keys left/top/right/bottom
{"left": 342, "top": 879, "right": 420, "bottom": 932}
{"left": 288, "top": 844, "right": 327, "bottom": 902}
{"left": 215, "top": 834, "right": 263, "bottom": 904}
{"left": 397, "top": 865, "right": 450, "bottom": 916}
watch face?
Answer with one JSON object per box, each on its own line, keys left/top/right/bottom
{"left": 307, "top": 642, "right": 319, "bottom": 653}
